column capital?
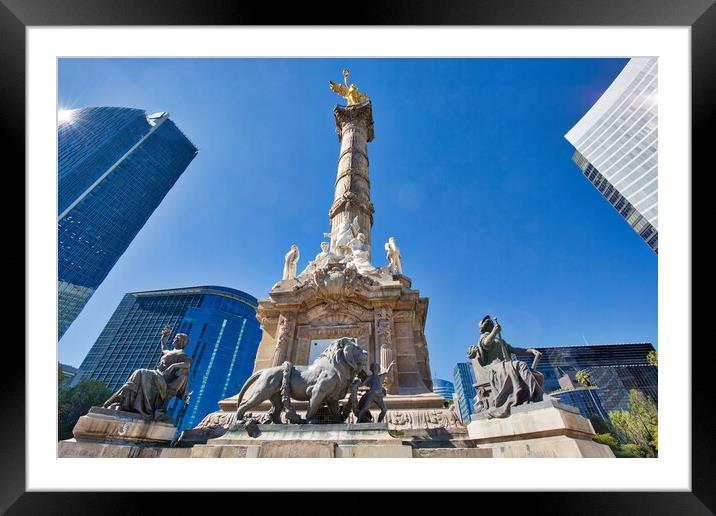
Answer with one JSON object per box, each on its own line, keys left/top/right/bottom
{"left": 334, "top": 101, "right": 374, "bottom": 143}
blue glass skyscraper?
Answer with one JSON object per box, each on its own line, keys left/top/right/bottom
{"left": 432, "top": 378, "right": 455, "bottom": 405}
{"left": 72, "top": 286, "right": 262, "bottom": 434}
{"left": 58, "top": 107, "right": 198, "bottom": 339}
{"left": 453, "top": 362, "right": 477, "bottom": 423}
{"left": 550, "top": 388, "right": 610, "bottom": 431}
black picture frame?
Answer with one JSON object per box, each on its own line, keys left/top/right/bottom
{"left": 4, "top": 0, "right": 709, "bottom": 513}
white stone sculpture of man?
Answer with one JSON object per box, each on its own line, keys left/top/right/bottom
{"left": 347, "top": 232, "right": 374, "bottom": 274}
{"left": 324, "top": 216, "right": 360, "bottom": 257}
{"left": 283, "top": 244, "right": 300, "bottom": 280}
{"left": 298, "top": 242, "right": 331, "bottom": 277}
{"left": 385, "top": 236, "right": 402, "bottom": 275}
{"left": 314, "top": 241, "right": 330, "bottom": 266}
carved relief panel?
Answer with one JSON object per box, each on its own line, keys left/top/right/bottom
{"left": 270, "top": 312, "right": 296, "bottom": 367}
{"left": 374, "top": 306, "right": 398, "bottom": 394}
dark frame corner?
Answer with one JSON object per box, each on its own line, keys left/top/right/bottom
{"left": 5, "top": 0, "right": 711, "bottom": 513}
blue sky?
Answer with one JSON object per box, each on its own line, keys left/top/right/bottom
{"left": 57, "top": 58, "right": 657, "bottom": 381}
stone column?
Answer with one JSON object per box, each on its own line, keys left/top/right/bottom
{"left": 414, "top": 333, "right": 433, "bottom": 392}
{"left": 375, "top": 307, "right": 398, "bottom": 395}
{"left": 414, "top": 301, "right": 433, "bottom": 391}
{"left": 329, "top": 102, "right": 375, "bottom": 258}
{"left": 270, "top": 313, "right": 296, "bottom": 366}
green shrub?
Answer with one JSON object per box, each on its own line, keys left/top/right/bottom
{"left": 593, "top": 432, "right": 619, "bottom": 449}
{"left": 58, "top": 380, "right": 112, "bottom": 441}
{"left": 608, "top": 389, "right": 658, "bottom": 457}
{"left": 615, "top": 443, "right": 647, "bottom": 458}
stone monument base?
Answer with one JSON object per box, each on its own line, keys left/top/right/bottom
{"left": 191, "top": 422, "right": 414, "bottom": 458}
{"left": 58, "top": 400, "right": 615, "bottom": 458}
{"left": 180, "top": 399, "right": 469, "bottom": 449}
{"left": 58, "top": 406, "right": 179, "bottom": 458}
{"left": 216, "top": 391, "right": 447, "bottom": 412}
{"left": 58, "top": 440, "right": 189, "bottom": 458}
{"left": 466, "top": 398, "right": 614, "bottom": 458}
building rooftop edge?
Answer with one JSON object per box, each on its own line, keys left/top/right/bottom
{"left": 59, "top": 106, "right": 199, "bottom": 153}
{"left": 128, "top": 285, "right": 258, "bottom": 306}
{"left": 564, "top": 57, "right": 655, "bottom": 145}
{"left": 533, "top": 341, "right": 654, "bottom": 349}
{"left": 453, "top": 341, "right": 655, "bottom": 365}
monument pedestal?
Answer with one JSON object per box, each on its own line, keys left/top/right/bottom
{"left": 191, "top": 422, "right": 414, "bottom": 458}
{"left": 58, "top": 406, "right": 179, "bottom": 458}
{"left": 467, "top": 398, "right": 615, "bottom": 458}
{"left": 182, "top": 391, "right": 469, "bottom": 449}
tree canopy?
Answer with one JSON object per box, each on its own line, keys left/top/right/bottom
{"left": 58, "top": 380, "right": 112, "bottom": 441}
{"left": 608, "top": 389, "right": 658, "bottom": 457}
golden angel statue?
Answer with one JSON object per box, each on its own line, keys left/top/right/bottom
{"left": 329, "top": 69, "right": 370, "bottom": 106}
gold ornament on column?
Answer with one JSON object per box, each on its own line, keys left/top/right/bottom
{"left": 329, "top": 69, "right": 370, "bottom": 105}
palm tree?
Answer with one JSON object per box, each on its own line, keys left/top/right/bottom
{"left": 574, "top": 368, "right": 608, "bottom": 423}
{"left": 575, "top": 369, "right": 592, "bottom": 388}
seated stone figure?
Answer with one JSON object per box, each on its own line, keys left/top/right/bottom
{"left": 468, "top": 316, "right": 543, "bottom": 419}
{"left": 103, "top": 325, "right": 193, "bottom": 420}
{"left": 346, "top": 232, "right": 376, "bottom": 275}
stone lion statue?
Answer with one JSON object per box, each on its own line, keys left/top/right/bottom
{"left": 233, "top": 337, "right": 369, "bottom": 425}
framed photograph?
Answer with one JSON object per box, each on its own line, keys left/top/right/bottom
{"left": 6, "top": 0, "right": 709, "bottom": 512}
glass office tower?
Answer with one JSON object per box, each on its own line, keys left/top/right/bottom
{"left": 515, "top": 342, "right": 657, "bottom": 413}
{"left": 550, "top": 388, "right": 610, "bottom": 431}
{"left": 58, "top": 107, "right": 198, "bottom": 339}
{"left": 432, "top": 378, "right": 455, "bottom": 406}
{"left": 565, "top": 57, "right": 658, "bottom": 253}
{"left": 72, "top": 286, "right": 262, "bottom": 434}
{"left": 453, "top": 362, "right": 477, "bottom": 423}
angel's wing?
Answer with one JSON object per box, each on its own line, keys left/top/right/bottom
{"left": 329, "top": 80, "right": 349, "bottom": 97}
{"left": 351, "top": 216, "right": 360, "bottom": 234}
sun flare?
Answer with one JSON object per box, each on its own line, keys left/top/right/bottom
{"left": 58, "top": 109, "right": 74, "bottom": 124}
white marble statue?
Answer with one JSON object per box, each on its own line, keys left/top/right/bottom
{"left": 282, "top": 244, "right": 300, "bottom": 280}
{"left": 385, "top": 236, "right": 403, "bottom": 275}
{"left": 324, "top": 216, "right": 360, "bottom": 256}
{"left": 298, "top": 241, "right": 331, "bottom": 277}
{"left": 347, "top": 232, "right": 375, "bottom": 274}
{"left": 314, "top": 241, "right": 330, "bottom": 266}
